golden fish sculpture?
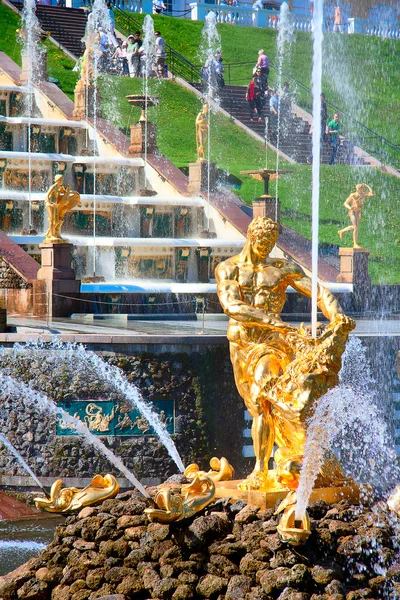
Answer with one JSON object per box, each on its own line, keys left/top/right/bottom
{"left": 34, "top": 474, "right": 119, "bottom": 513}
{"left": 275, "top": 491, "right": 311, "bottom": 546}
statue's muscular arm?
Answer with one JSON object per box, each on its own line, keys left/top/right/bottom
{"left": 284, "top": 261, "right": 343, "bottom": 321}
{"left": 216, "top": 260, "right": 296, "bottom": 332}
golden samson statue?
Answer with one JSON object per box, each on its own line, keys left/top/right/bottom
{"left": 216, "top": 217, "right": 355, "bottom": 492}
{"left": 44, "top": 174, "right": 81, "bottom": 243}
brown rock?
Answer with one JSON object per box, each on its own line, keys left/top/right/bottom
{"left": 151, "top": 539, "right": 175, "bottom": 560}
{"left": 104, "top": 568, "right": 135, "bottom": 584}
{"left": 368, "top": 575, "right": 386, "bottom": 591}
{"left": 88, "top": 583, "right": 114, "bottom": 599}
{"left": 186, "top": 513, "right": 231, "bottom": 550}
{"left": 245, "top": 587, "right": 269, "bottom": 600}
{"left": 345, "top": 590, "right": 373, "bottom": 600}
{"left": 152, "top": 577, "right": 179, "bottom": 599}
{"left": 325, "top": 581, "right": 345, "bottom": 595}
{"left": 174, "top": 561, "right": 201, "bottom": 574}
{"left": 260, "top": 565, "right": 309, "bottom": 595}
{"left": 52, "top": 585, "right": 71, "bottom": 600}
{"left": 277, "top": 589, "right": 310, "bottom": 600}
{"left": 172, "top": 584, "right": 195, "bottom": 599}
{"left": 115, "top": 575, "right": 144, "bottom": 596}
{"left": 235, "top": 506, "right": 260, "bottom": 524}
{"left": 336, "top": 536, "right": 364, "bottom": 557}
{"left": 270, "top": 549, "right": 301, "bottom": 569}
{"left": 35, "top": 567, "right": 62, "bottom": 585}
{"left": 70, "top": 580, "right": 87, "bottom": 594}
{"left": 159, "top": 546, "right": 183, "bottom": 565}
{"left": 311, "top": 565, "right": 340, "bottom": 586}
{"left": 328, "top": 521, "right": 356, "bottom": 538}
{"left": 148, "top": 522, "right": 171, "bottom": 541}
{"left": 74, "top": 540, "right": 97, "bottom": 551}
{"left": 208, "top": 540, "right": 245, "bottom": 558}
{"left": 71, "top": 589, "right": 91, "bottom": 600}
{"left": 124, "top": 548, "right": 147, "bottom": 568}
{"left": 60, "top": 567, "right": 87, "bottom": 586}
{"left": 225, "top": 575, "right": 253, "bottom": 599}
{"left": 117, "top": 515, "right": 146, "bottom": 529}
{"left": 240, "top": 554, "right": 266, "bottom": 576}
{"left": 178, "top": 572, "right": 198, "bottom": 585}
{"left": 78, "top": 508, "right": 98, "bottom": 519}
{"left": 142, "top": 567, "right": 160, "bottom": 590}
{"left": 260, "top": 534, "right": 284, "bottom": 553}
{"left": 124, "top": 526, "right": 147, "bottom": 541}
{"left": 196, "top": 575, "right": 228, "bottom": 597}
{"left": 16, "top": 578, "right": 49, "bottom": 599}
{"left": 86, "top": 569, "right": 106, "bottom": 590}
{"left": 207, "top": 555, "right": 239, "bottom": 578}
{"left": 95, "top": 527, "right": 119, "bottom": 542}
{"left": 160, "top": 565, "right": 175, "bottom": 579}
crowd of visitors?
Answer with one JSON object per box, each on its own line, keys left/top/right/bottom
{"left": 243, "top": 49, "right": 341, "bottom": 163}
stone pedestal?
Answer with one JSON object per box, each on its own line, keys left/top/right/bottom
{"left": 337, "top": 247, "right": 371, "bottom": 289}
{"left": 34, "top": 243, "right": 80, "bottom": 318}
{"left": 188, "top": 160, "right": 217, "bottom": 195}
{"left": 72, "top": 83, "right": 102, "bottom": 120}
{"left": 253, "top": 197, "right": 281, "bottom": 225}
{"left": 129, "top": 122, "right": 157, "bottom": 156}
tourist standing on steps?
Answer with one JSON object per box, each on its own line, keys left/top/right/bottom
{"left": 126, "top": 35, "right": 137, "bottom": 78}
{"left": 327, "top": 112, "right": 341, "bottom": 165}
{"left": 333, "top": 4, "right": 342, "bottom": 32}
{"left": 153, "top": 0, "right": 166, "bottom": 14}
{"left": 113, "top": 41, "right": 129, "bottom": 77}
{"left": 132, "top": 31, "right": 143, "bottom": 78}
{"left": 246, "top": 75, "right": 263, "bottom": 123}
{"left": 256, "top": 49, "right": 269, "bottom": 85}
{"left": 155, "top": 31, "right": 167, "bottom": 78}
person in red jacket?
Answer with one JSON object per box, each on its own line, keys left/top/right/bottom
{"left": 246, "top": 75, "right": 263, "bottom": 123}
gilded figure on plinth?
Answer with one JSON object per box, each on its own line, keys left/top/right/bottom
{"left": 44, "top": 174, "right": 81, "bottom": 243}
{"left": 216, "top": 217, "right": 355, "bottom": 492}
{"left": 338, "top": 183, "right": 374, "bottom": 248}
{"left": 196, "top": 104, "right": 209, "bottom": 161}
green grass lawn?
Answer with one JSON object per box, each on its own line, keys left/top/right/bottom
{"left": 116, "top": 11, "right": 400, "bottom": 145}
{"left": 0, "top": 2, "right": 78, "bottom": 99}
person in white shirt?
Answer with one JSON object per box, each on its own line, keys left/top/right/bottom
{"left": 154, "top": 31, "right": 166, "bottom": 78}
{"left": 153, "top": 0, "right": 166, "bottom": 14}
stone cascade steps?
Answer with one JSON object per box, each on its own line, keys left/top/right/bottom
{"left": 204, "top": 84, "right": 366, "bottom": 165}
{"left": 12, "top": 2, "right": 87, "bottom": 58}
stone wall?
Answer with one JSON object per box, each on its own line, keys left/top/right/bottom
{"left": 0, "top": 347, "right": 249, "bottom": 488}
{"left": 0, "top": 258, "right": 31, "bottom": 289}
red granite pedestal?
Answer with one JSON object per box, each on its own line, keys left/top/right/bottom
{"left": 33, "top": 243, "right": 80, "bottom": 318}
{"left": 337, "top": 247, "right": 371, "bottom": 288}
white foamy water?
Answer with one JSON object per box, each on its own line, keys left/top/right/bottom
{"left": 0, "top": 372, "right": 149, "bottom": 497}
{"left": 295, "top": 337, "right": 398, "bottom": 521}
{"left": 0, "top": 540, "right": 47, "bottom": 551}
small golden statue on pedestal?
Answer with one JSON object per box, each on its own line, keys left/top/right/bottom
{"left": 215, "top": 217, "right": 355, "bottom": 493}
{"left": 195, "top": 104, "right": 209, "bottom": 161}
{"left": 337, "top": 183, "right": 374, "bottom": 248}
{"left": 44, "top": 174, "right": 81, "bottom": 244}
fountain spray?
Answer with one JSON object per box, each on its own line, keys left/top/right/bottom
{"left": 0, "top": 372, "right": 149, "bottom": 497}
{"left": 199, "top": 12, "right": 221, "bottom": 230}
{"left": 20, "top": 0, "right": 41, "bottom": 230}
{"left": 274, "top": 1, "right": 293, "bottom": 216}
{"left": 142, "top": 15, "right": 157, "bottom": 173}
{"left": 310, "top": 0, "right": 323, "bottom": 337}
{"left": 0, "top": 431, "right": 49, "bottom": 497}
{"left": 82, "top": 0, "right": 110, "bottom": 276}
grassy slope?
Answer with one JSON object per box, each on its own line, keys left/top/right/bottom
{"left": 0, "top": 3, "right": 78, "bottom": 98}
{"left": 116, "top": 12, "right": 400, "bottom": 144}
{"left": 0, "top": 2, "right": 399, "bottom": 283}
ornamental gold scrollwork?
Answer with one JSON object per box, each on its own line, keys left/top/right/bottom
{"left": 34, "top": 474, "right": 119, "bottom": 513}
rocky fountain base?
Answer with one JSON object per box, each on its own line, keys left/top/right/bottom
{"left": 0, "top": 480, "right": 398, "bottom": 600}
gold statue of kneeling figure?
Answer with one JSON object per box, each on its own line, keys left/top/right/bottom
{"left": 216, "top": 217, "right": 355, "bottom": 492}
{"left": 44, "top": 174, "right": 81, "bottom": 244}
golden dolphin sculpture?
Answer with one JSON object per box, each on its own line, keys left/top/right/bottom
{"left": 275, "top": 491, "right": 311, "bottom": 546}
{"left": 145, "top": 474, "right": 216, "bottom": 523}
{"left": 34, "top": 474, "right": 119, "bottom": 513}
{"left": 184, "top": 456, "right": 234, "bottom": 482}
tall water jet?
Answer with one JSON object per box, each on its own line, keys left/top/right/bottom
{"left": 310, "top": 0, "right": 323, "bottom": 336}
{"left": 0, "top": 431, "right": 46, "bottom": 494}
{"left": 142, "top": 15, "right": 156, "bottom": 168}
{"left": 274, "top": 1, "right": 293, "bottom": 214}
{"left": 199, "top": 11, "right": 221, "bottom": 228}
{"left": 79, "top": 0, "right": 110, "bottom": 276}
{"left": 0, "top": 339, "right": 185, "bottom": 473}
{"left": 19, "top": 0, "right": 41, "bottom": 230}
{"left": 0, "top": 372, "right": 149, "bottom": 497}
